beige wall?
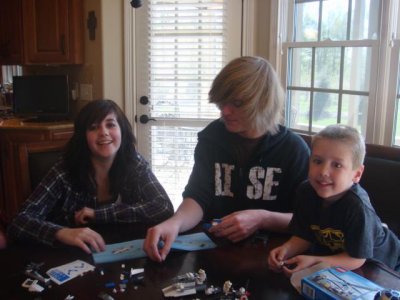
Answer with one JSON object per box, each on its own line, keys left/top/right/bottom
{"left": 100, "top": 0, "right": 124, "bottom": 108}
{"left": 73, "top": 0, "right": 104, "bottom": 113}
{"left": 254, "top": 0, "right": 270, "bottom": 59}
{"left": 75, "top": 0, "right": 125, "bottom": 112}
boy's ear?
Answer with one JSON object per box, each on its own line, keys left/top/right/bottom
{"left": 352, "top": 164, "right": 364, "bottom": 183}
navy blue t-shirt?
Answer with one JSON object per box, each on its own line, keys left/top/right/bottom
{"left": 290, "top": 181, "right": 400, "bottom": 271}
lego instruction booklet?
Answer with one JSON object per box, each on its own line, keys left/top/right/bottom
{"left": 92, "top": 232, "right": 217, "bottom": 264}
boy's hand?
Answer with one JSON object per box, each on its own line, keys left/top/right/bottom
{"left": 143, "top": 221, "right": 179, "bottom": 262}
{"left": 281, "top": 255, "right": 318, "bottom": 276}
{"left": 208, "top": 210, "right": 261, "bottom": 242}
{"left": 268, "top": 245, "right": 289, "bottom": 273}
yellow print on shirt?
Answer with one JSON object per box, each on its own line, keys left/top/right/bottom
{"left": 310, "top": 225, "right": 345, "bottom": 252}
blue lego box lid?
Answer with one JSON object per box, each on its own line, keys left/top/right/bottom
{"left": 301, "top": 266, "right": 384, "bottom": 300}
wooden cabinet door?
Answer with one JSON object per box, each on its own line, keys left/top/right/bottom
{"left": 0, "top": 0, "right": 24, "bottom": 65}
{"left": 22, "top": 0, "right": 83, "bottom": 64}
{"left": 0, "top": 123, "right": 74, "bottom": 222}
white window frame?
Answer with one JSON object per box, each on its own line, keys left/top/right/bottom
{"left": 270, "top": 0, "right": 400, "bottom": 146}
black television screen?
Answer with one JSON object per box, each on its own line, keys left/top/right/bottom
{"left": 13, "top": 75, "right": 70, "bottom": 121}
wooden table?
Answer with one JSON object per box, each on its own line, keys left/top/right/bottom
{"left": 1, "top": 224, "right": 399, "bottom": 299}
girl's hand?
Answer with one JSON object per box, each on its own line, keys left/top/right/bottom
{"left": 74, "top": 207, "right": 95, "bottom": 225}
{"left": 55, "top": 227, "right": 105, "bottom": 254}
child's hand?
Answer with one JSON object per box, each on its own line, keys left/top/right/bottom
{"left": 268, "top": 245, "right": 289, "bottom": 273}
{"left": 55, "top": 227, "right": 105, "bottom": 254}
{"left": 281, "top": 255, "right": 319, "bottom": 276}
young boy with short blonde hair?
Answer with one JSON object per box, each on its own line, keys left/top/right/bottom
{"left": 268, "top": 124, "right": 400, "bottom": 274}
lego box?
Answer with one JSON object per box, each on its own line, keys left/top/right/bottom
{"left": 301, "top": 266, "right": 384, "bottom": 300}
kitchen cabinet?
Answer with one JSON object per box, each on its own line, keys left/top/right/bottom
{"left": 0, "top": 0, "right": 83, "bottom": 65}
{"left": 0, "top": 118, "right": 73, "bottom": 222}
{"left": 0, "top": 0, "right": 23, "bottom": 65}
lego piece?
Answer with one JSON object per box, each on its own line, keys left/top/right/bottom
{"left": 98, "top": 292, "right": 114, "bottom": 300}
{"left": 196, "top": 269, "right": 206, "bottom": 284}
{"left": 21, "top": 278, "right": 36, "bottom": 288}
{"left": 105, "top": 282, "right": 116, "bottom": 288}
{"left": 203, "top": 218, "right": 222, "bottom": 230}
{"left": 28, "top": 281, "right": 44, "bottom": 293}
{"left": 223, "top": 280, "right": 232, "bottom": 295}
{"left": 130, "top": 268, "right": 144, "bottom": 276}
{"left": 205, "top": 285, "right": 221, "bottom": 295}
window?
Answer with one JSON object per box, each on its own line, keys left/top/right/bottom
{"left": 389, "top": 12, "right": 400, "bottom": 146}
{"left": 1, "top": 65, "right": 22, "bottom": 109}
{"left": 132, "top": 0, "right": 241, "bottom": 208}
{"left": 395, "top": 73, "right": 400, "bottom": 145}
{"left": 277, "top": 0, "right": 400, "bottom": 146}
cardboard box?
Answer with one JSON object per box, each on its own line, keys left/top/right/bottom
{"left": 301, "top": 266, "right": 383, "bottom": 300}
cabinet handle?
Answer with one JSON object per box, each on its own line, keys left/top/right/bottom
{"left": 60, "top": 35, "right": 66, "bottom": 55}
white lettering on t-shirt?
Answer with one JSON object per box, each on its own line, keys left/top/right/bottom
{"left": 262, "top": 167, "right": 281, "bottom": 200}
{"left": 248, "top": 167, "right": 281, "bottom": 200}
{"left": 247, "top": 166, "right": 265, "bottom": 199}
{"left": 214, "top": 163, "right": 234, "bottom": 196}
{"left": 215, "top": 163, "right": 281, "bottom": 200}
{"left": 246, "top": 166, "right": 282, "bottom": 200}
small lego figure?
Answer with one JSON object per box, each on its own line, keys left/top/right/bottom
{"left": 205, "top": 285, "right": 215, "bottom": 295}
{"left": 223, "top": 280, "right": 232, "bottom": 295}
{"left": 237, "top": 287, "right": 250, "bottom": 300}
{"left": 174, "top": 272, "right": 195, "bottom": 282}
{"left": 196, "top": 269, "right": 206, "bottom": 284}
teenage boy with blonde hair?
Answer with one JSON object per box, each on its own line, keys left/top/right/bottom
{"left": 144, "top": 56, "right": 310, "bottom": 262}
{"left": 268, "top": 124, "right": 400, "bottom": 274}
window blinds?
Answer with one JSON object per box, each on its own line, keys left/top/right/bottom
{"left": 137, "top": 0, "right": 236, "bottom": 208}
{"left": 148, "top": 0, "right": 226, "bottom": 120}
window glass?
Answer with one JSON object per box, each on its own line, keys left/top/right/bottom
{"left": 394, "top": 63, "right": 400, "bottom": 146}
{"left": 288, "top": 90, "right": 310, "bottom": 131}
{"left": 343, "top": 47, "right": 370, "bottom": 92}
{"left": 284, "top": 0, "right": 380, "bottom": 139}
{"left": 311, "top": 92, "right": 338, "bottom": 132}
{"left": 294, "top": 1, "right": 319, "bottom": 42}
{"left": 395, "top": 100, "right": 400, "bottom": 146}
{"left": 315, "top": 47, "right": 341, "bottom": 90}
{"left": 288, "top": 48, "right": 312, "bottom": 87}
{"left": 321, "top": 0, "right": 349, "bottom": 41}
{"left": 341, "top": 94, "right": 368, "bottom": 136}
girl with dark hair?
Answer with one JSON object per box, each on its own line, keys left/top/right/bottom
{"left": 8, "top": 99, "right": 173, "bottom": 253}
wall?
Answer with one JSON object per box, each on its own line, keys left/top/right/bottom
{"left": 254, "top": 0, "right": 270, "bottom": 59}
{"left": 74, "top": 0, "right": 104, "bottom": 112}
{"left": 100, "top": 0, "right": 124, "bottom": 108}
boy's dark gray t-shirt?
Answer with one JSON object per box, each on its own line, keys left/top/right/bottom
{"left": 290, "top": 182, "right": 400, "bottom": 271}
